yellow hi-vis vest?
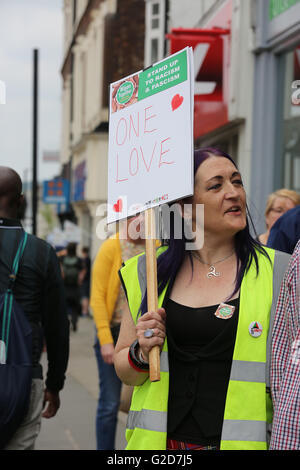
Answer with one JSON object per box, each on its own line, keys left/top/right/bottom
{"left": 119, "top": 246, "right": 290, "bottom": 450}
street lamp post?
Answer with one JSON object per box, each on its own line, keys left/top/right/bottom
{"left": 32, "top": 49, "right": 39, "bottom": 236}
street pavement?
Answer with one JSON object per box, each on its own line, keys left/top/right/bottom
{"left": 35, "top": 316, "right": 127, "bottom": 451}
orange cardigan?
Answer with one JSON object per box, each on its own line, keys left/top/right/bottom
{"left": 90, "top": 234, "right": 160, "bottom": 345}
{"left": 90, "top": 234, "right": 122, "bottom": 345}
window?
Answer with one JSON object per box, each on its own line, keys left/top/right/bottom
{"left": 151, "top": 38, "right": 159, "bottom": 63}
{"left": 145, "top": 0, "right": 166, "bottom": 67}
{"left": 152, "top": 3, "right": 159, "bottom": 15}
{"left": 151, "top": 2, "right": 160, "bottom": 28}
{"left": 70, "top": 52, "right": 74, "bottom": 123}
{"left": 151, "top": 18, "right": 159, "bottom": 29}
{"left": 73, "top": 0, "right": 77, "bottom": 25}
{"left": 281, "top": 45, "right": 300, "bottom": 191}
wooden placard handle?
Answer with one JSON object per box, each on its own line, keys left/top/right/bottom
{"left": 145, "top": 208, "right": 160, "bottom": 382}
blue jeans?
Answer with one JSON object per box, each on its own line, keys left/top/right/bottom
{"left": 94, "top": 336, "right": 122, "bottom": 450}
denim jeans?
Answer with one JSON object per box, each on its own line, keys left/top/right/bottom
{"left": 94, "top": 336, "right": 122, "bottom": 450}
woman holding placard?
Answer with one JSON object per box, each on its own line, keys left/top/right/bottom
{"left": 90, "top": 218, "right": 145, "bottom": 450}
{"left": 114, "top": 148, "right": 290, "bottom": 450}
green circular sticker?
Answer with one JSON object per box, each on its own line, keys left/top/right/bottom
{"left": 220, "top": 307, "right": 231, "bottom": 316}
{"left": 116, "top": 81, "right": 134, "bottom": 105}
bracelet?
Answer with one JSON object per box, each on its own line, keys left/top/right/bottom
{"left": 138, "top": 349, "right": 149, "bottom": 365}
{"left": 128, "top": 339, "right": 149, "bottom": 372}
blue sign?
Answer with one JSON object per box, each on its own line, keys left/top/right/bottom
{"left": 72, "top": 161, "right": 87, "bottom": 202}
{"left": 43, "top": 179, "right": 70, "bottom": 204}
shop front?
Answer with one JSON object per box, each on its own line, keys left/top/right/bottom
{"left": 167, "top": 0, "right": 233, "bottom": 152}
{"left": 280, "top": 47, "right": 300, "bottom": 192}
{"left": 251, "top": 0, "right": 300, "bottom": 232}
{"left": 166, "top": 0, "right": 255, "bottom": 183}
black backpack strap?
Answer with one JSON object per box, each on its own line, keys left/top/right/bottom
{"left": 0, "top": 232, "right": 28, "bottom": 363}
{"left": 7, "top": 231, "right": 28, "bottom": 291}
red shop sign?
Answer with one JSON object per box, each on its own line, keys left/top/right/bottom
{"left": 167, "top": 28, "right": 230, "bottom": 139}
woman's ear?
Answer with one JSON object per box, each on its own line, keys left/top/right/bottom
{"left": 16, "top": 193, "right": 26, "bottom": 220}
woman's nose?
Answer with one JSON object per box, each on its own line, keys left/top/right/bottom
{"left": 224, "top": 182, "right": 239, "bottom": 199}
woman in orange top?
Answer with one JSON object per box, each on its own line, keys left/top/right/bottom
{"left": 90, "top": 218, "right": 145, "bottom": 450}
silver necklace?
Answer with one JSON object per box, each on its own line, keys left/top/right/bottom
{"left": 191, "top": 250, "right": 235, "bottom": 278}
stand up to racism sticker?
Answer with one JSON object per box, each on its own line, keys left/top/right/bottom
{"left": 107, "top": 47, "right": 194, "bottom": 224}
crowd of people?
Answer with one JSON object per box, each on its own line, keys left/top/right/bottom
{"left": 0, "top": 147, "right": 299, "bottom": 451}
{"left": 59, "top": 244, "right": 92, "bottom": 332}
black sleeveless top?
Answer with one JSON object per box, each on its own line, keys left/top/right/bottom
{"left": 166, "top": 297, "right": 240, "bottom": 446}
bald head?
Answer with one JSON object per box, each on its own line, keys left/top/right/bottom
{"left": 0, "top": 166, "right": 23, "bottom": 218}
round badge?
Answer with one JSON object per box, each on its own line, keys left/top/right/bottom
{"left": 116, "top": 81, "right": 134, "bottom": 105}
{"left": 214, "top": 303, "right": 235, "bottom": 320}
{"left": 249, "top": 321, "right": 263, "bottom": 338}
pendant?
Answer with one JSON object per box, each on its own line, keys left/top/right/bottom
{"left": 214, "top": 303, "right": 235, "bottom": 320}
{"left": 207, "top": 266, "right": 220, "bottom": 278}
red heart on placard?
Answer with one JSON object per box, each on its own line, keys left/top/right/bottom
{"left": 171, "top": 94, "right": 184, "bottom": 111}
{"left": 113, "top": 199, "right": 123, "bottom": 213}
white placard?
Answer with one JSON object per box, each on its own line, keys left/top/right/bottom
{"left": 107, "top": 47, "right": 194, "bottom": 224}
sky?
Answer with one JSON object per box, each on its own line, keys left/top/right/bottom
{"left": 0, "top": 0, "right": 63, "bottom": 185}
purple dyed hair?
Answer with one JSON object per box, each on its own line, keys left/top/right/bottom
{"left": 139, "top": 147, "right": 270, "bottom": 315}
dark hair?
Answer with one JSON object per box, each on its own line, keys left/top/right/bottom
{"left": 139, "top": 147, "right": 270, "bottom": 315}
{"left": 67, "top": 242, "right": 77, "bottom": 257}
{"left": 0, "top": 166, "right": 23, "bottom": 213}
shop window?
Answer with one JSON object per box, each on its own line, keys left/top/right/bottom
{"left": 282, "top": 45, "right": 300, "bottom": 192}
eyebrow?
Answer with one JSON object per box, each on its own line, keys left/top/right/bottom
{"left": 206, "top": 171, "right": 241, "bottom": 183}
